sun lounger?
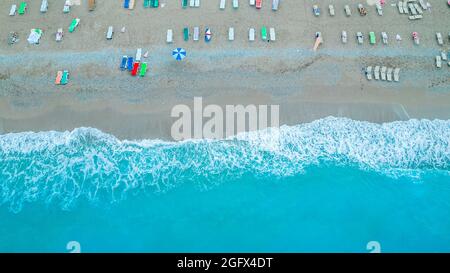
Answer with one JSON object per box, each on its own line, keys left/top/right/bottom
{"left": 69, "top": 18, "right": 80, "bottom": 33}
{"left": 190, "top": 0, "right": 195, "bottom": 7}
{"left": 344, "top": 5, "right": 351, "bottom": 17}
{"left": 107, "top": 26, "right": 114, "bottom": 40}
{"left": 233, "top": 0, "right": 239, "bottom": 9}
{"left": 380, "top": 66, "right": 387, "bottom": 81}
{"left": 205, "top": 28, "right": 212, "bottom": 42}
{"left": 194, "top": 0, "right": 200, "bottom": 7}
{"left": 250, "top": 0, "right": 255, "bottom": 6}
{"left": 357, "top": 32, "right": 364, "bottom": 44}
{"left": 342, "top": 31, "right": 347, "bottom": 43}
{"left": 398, "top": 2, "right": 404, "bottom": 14}
{"left": 369, "top": 32, "right": 376, "bottom": 45}
{"left": 419, "top": 0, "right": 427, "bottom": 10}
{"left": 414, "top": 4, "right": 423, "bottom": 14}
{"left": 249, "top": 28, "right": 255, "bottom": 41}
{"left": 220, "top": 0, "right": 226, "bottom": 10}
{"left": 329, "top": 5, "right": 335, "bottom": 16}
{"left": 358, "top": 4, "right": 367, "bottom": 16}
{"left": 18, "top": 2, "right": 27, "bottom": 15}
{"left": 9, "top": 5, "right": 17, "bottom": 16}
{"left": 269, "top": 28, "right": 276, "bottom": 41}
{"left": 436, "top": 33, "right": 443, "bottom": 46}
{"left": 88, "top": 0, "right": 96, "bottom": 11}
{"left": 393, "top": 68, "right": 400, "bottom": 82}
{"left": 442, "top": 51, "right": 448, "bottom": 61}
{"left": 182, "top": 0, "right": 188, "bottom": 8}
{"left": 387, "top": 68, "right": 393, "bottom": 82}
{"left": 408, "top": 4, "right": 417, "bottom": 15}
{"left": 374, "top": 66, "right": 380, "bottom": 80}
{"left": 27, "top": 29, "right": 43, "bottom": 44}
{"left": 261, "top": 26, "right": 267, "bottom": 41}
{"left": 366, "top": 66, "right": 372, "bottom": 80}
{"left": 256, "top": 0, "right": 262, "bottom": 9}
{"left": 64, "top": 1, "right": 71, "bottom": 13}
{"left": 229, "top": 27, "right": 235, "bottom": 41}
{"left": 136, "top": 48, "right": 142, "bottom": 62}
{"left": 139, "top": 62, "right": 148, "bottom": 77}
{"left": 403, "top": 1, "right": 408, "bottom": 14}
{"left": 127, "top": 57, "right": 134, "bottom": 71}
{"left": 313, "top": 32, "right": 322, "bottom": 51}
{"left": 313, "top": 5, "right": 320, "bottom": 16}
{"left": 167, "top": 29, "right": 173, "bottom": 43}
{"left": 120, "top": 56, "right": 127, "bottom": 70}
{"left": 381, "top": 32, "right": 388, "bottom": 44}
{"left": 56, "top": 28, "right": 64, "bottom": 42}
{"left": 183, "top": 27, "right": 189, "bottom": 41}
{"left": 436, "top": 56, "right": 442, "bottom": 68}
{"left": 129, "top": 0, "right": 135, "bottom": 10}
{"left": 131, "top": 62, "right": 139, "bottom": 76}
{"left": 124, "top": 0, "right": 130, "bottom": 8}
{"left": 61, "top": 70, "right": 69, "bottom": 85}
{"left": 376, "top": 3, "right": 383, "bottom": 16}
{"left": 272, "top": 0, "right": 279, "bottom": 11}
{"left": 55, "top": 71, "right": 63, "bottom": 85}
{"left": 40, "top": 0, "right": 48, "bottom": 13}
{"left": 193, "top": 27, "right": 199, "bottom": 41}
{"left": 144, "top": 0, "right": 150, "bottom": 7}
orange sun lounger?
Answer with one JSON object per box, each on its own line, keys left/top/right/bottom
{"left": 55, "top": 71, "right": 63, "bottom": 85}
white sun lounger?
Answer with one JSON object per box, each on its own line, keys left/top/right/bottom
{"left": 436, "top": 33, "right": 443, "bottom": 46}
{"left": 329, "top": 5, "right": 335, "bottom": 16}
{"left": 398, "top": 2, "right": 404, "bottom": 14}
{"left": 342, "top": 31, "right": 347, "bottom": 43}
{"left": 393, "top": 68, "right": 400, "bottom": 82}
{"left": 9, "top": 5, "right": 17, "bottom": 16}
{"left": 250, "top": 0, "right": 255, "bottom": 6}
{"left": 56, "top": 28, "right": 64, "bottom": 42}
{"left": 414, "top": 4, "right": 423, "bottom": 14}
{"left": 366, "top": 66, "right": 372, "bottom": 80}
{"left": 195, "top": 0, "right": 200, "bottom": 7}
{"left": 442, "top": 51, "right": 448, "bottom": 61}
{"left": 228, "top": 27, "right": 234, "bottom": 41}
{"left": 220, "top": 0, "right": 226, "bottom": 10}
{"left": 249, "top": 28, "right": 255, "bottom": 41}
{"left": 269, "top": 28, "right": 276, "bottom": 41}
{"left": 136, "top": 48, "right": 142, "bottom": 62}
{"left": 403, "top": 1, "right": 408, "bottom": 13}
{"left": 381, "top": 32, "right": 388, "bottom": 44}
{"left": 40, "top": 0, "right": 48, "bottom": 13}
{"left": 233, "top": 0, "right": 239, "bottom": 9}
{"left": 419, "top": 0, "right": 427, "bottom": 10}
{"left": 193, "top": 27, "right": 199, "bottom": 41}
{"left": 386, "top": 68, "right": 393, "bottom": 82}
{"left": 106, "top": 26, "right": 114, "bottom": 40}
{"left": 167, "top": 29, "right": 173, "bottom": 43}
{"left": 436, "top": 56, "right": 442, "bottom": 68}
{"left": 408, "top": 4, "right": 417, "bottom": 15}
{"left": 357, "top": 32, "right": 364, "bottom": 44}
{"left": 272, "top": 0, "right": 279, "bottom": 11}
{"left": 344, "top": 5, "right": 351, "bottom": 17}
{"left": 381, "top": 66, "right": 387, "bottom": 81}
{"left": 376, "top": 4, "right": 383, "bottom": 16}
{"left": 190, "top": 0, "right": 195, "bottom": 7}
{"left": 374, "top": 66, "right": 380, "bottom": 80}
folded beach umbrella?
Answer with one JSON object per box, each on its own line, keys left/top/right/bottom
{"left": 172, "top": 48, "right": 186, "bottom": 61}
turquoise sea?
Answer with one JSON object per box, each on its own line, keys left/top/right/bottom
{"left": 0, "top": 117, "right": 449, "bottom": 253}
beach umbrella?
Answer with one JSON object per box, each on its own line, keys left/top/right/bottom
{"left": 172, "top": 48, "right": 186, "bottom": 61}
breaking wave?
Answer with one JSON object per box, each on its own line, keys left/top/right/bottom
{"left": 1, "top": 117, "right": 449, "bottom": 212}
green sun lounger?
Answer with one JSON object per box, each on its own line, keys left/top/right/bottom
{"left": 18, "top": 2, "right": 27, "bottom": 15}
{"left": 369, "top": 32, "right": 376, "bottom": 44}
{"left": 61, "top": 70, "right": 69, "bottom": 85}
{"left": 183, "top": 27, "right": 189, "bottom": 41}
{"left": 144, "top": 0, "right": 150, "bottom": 7}
{"left": 151, "top": 0, "right": 159, "bottom": 8}
{"left": 69, "top": 18, "right": 80, "bottom": 33}
{"left": 182, "top": 0, "right": 188, "bottom": 8}
{"left": 139, "top": 62, "right": 148, "bottom": 77}
{"left": 261, "top": 26, "right": 268, "bottom": 41}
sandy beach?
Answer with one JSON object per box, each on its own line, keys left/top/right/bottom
{"left": 0, "top": 0, "right": 449, "bottom": 140}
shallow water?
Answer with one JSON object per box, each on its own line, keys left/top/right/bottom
{"left": 1, "top": 117, "right": 449, "bottom": 252}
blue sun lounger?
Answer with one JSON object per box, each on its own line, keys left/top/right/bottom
{"left": 127, "top": 56, "right": 134, "bottom": 71}
{"left": 124, "top": 0, "right": 130, "bottom": 9}
{"left": 120, "top": 56, "right": 127, "bottom": 70}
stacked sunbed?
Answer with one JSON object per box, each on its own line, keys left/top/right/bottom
{"left": 143, "top": 0, "right": 160, "bottom": 8}
{"left": 365, "top": 66, "right": 401, "bottom": 82}
{"left": 55, "top": 70, "right": 70, "bottom": 85}
{"left": 397, "top": 0, "right": 427, "bottom": 20}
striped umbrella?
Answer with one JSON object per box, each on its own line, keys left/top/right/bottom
{"left": 172, "top": 48, "right": 186, "bottom": 61}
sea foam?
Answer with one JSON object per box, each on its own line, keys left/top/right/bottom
{"left": 0, "top": 117, "right": 449, "bottom": 212}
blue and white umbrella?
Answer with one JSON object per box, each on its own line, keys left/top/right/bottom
{"left": 172, "top": 48, "right": 186, "bottom": 61}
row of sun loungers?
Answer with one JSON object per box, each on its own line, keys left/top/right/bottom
{"left": 166, "top": 27, "right": 275, "bottom": 43}
{"left": 313, "top": 3, "right": 388, "bottom": 17}
{"left": 435, "top": 51, "right": 450, "bottom": 68}
{"left": 365, "top": 66, "right": 401, "bottom": 82}
{"left": 119, "top": 50, "right": 148, "bottom": 77}
{"left": 9, "top": 2, "right": 27, "bottom": 16}
{"left": 397, "top": 0, "right": 428, "bottom": 20}
{"left": 143, "top": 0, "right": 160, "bottom": 8}
{"left": 55, "top": 70, "right": 69, "bottom": 85}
